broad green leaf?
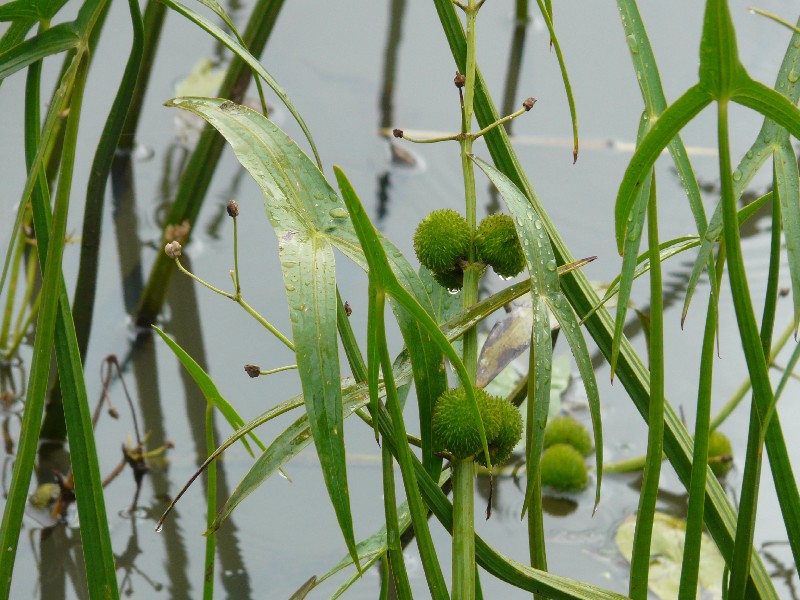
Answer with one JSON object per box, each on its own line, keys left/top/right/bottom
{"left": 152, "top": 326, "right": 261, "bottom": 456}
{"left": 160, "top": 0, "right": 322, "bottom": 168}
{"left": 616, "top": 512, "right": 725, "bottom": 599}
{"left": 0, "top": 19, "right": 35, "bottom": 55}
{"left": 164, "top": 96, "right": 357, "bottom": 567}
{"left": 614, "top": 84, "right": 711, "bottom": 251}
{"left": 0, "top": 22, "right": 80, "bottom": 82}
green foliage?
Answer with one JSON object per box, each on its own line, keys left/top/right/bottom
{"left": 540, "top": 444, "right": 588, "bottom": 493}
{"left": 544, "top": 416, "right": 593, "bottom": 456}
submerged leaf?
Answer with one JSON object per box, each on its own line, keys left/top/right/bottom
{"left": 615, "top": 512, "right": 725, "bottom": 599}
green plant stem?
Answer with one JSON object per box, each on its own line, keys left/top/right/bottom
{"left": 717, "top": 99, "right": 773, "bottom": 600}
{"left": 456, "top": 3, "right": 480, "bottom": 598}
{"left": 204, "top": 401, "right": 217, "bottom": 600}
{"left": 258, "top": 364, "right": 297, "bottom": 376}
{"left": 173, "top": 257, "right": 295, "bottom": 351}
{"left": 453, "top": 458, "right": 476, "bottom": 600}
{"left": 629, "top": 177, "right": 663, "bottom": 600}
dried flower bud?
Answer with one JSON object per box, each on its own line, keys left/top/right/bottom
{"left": 523, "top": 97, "right": 537, "bottom": 111}
{"left": 165, "top": 440, "right": 176, "bottom": 449}
{"left": 226, "top": 199, "right": 240, "bottom": 218}
{"left": 454, "top": 72, "right": 466, "bottom": 88}
{"left": 344, "top": 301, "right": 352, "bottom": 317}
{"left": 244, "top": 364, "right": 261, "bottom": 378}
{"left": 392, "top": 128, "right": 404, "bottom": 138}
{"left": 164, "top": 241, "right": 182, "bottom": 259}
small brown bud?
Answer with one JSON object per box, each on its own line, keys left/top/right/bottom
{"left": 392, "top": 128, "right": 404, "bottom": 139}
{"left": 226, "top": 199, "right": 240, "bottom": 218}
{"left": 523, "top": 97, "right": 537, "bottom": 111}
{"left": 108, "top": 407, "right": 119, "bottom": 419}
{"left": 454, "top": 72, "right": 466, "bottom": 88}
{"left": 344, "top": 301, "right": 352, "bottom": 317}
{"left": 165, "top": 440, "right": 176, "bottom": 449}
{"left": 164, "top": 241, "right": 182, "bottom": 259}
{"left": 779, "top": 287, "right": 790, "bottom": 297}
{"left": 244, "top": 364, "right": 261, "bottom": 378}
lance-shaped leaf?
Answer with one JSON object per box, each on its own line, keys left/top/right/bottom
{"left": 164, "top": 97, "right": 358, "bottom": 567}
{"left": 773, "top": 144, "right": 800, "bottom": 332}
{"left": 0, "top": 22, "right": 79, "bottom": 82}
{"left": 697, "top": 0, "right": 748, "bottom": 97}
{"left": 472, "top": 156, "right": 603, "bottom": 512}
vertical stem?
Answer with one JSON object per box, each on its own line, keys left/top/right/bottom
{"left": 629, "top": 177, "right": 663, "bottom": 600}
{"left": 452, "top": 458, "right": 476, "bottom": 600}
{"left": 204, "top": 401, "right": 217, "bottom": 600}
{"left": 454, "top": 4, "right": 480, "bottom": 598}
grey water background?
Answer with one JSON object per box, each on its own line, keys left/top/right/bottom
{"left": 1, "top": 0, "right": 799, "bottom": 597}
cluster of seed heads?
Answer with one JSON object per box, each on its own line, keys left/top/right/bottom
{"left": 413, "top": 209, "right": 526, "bottom": 290}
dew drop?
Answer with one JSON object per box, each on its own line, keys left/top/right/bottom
{"left": 285, "top": 283, "right": 296, "bottom": 292}
{"left": 626, "top": 34, "right": 639, "bottom": 54}
{"left": 447, "top": 288, "right": 461, "bottom": 296}
{"left": 329, "top": 207, "right": 349, "bottom": 219}
{"left": 746, "top": 150, "right": 754, "bottom": 159}
{"left": 534, "top": 220, "right": 543, "bottom": 230}
{"left": 732, "top": 169, "right": 742, "bottom": 182}
{"left": 788, "top": 69, "right": 800, "bottom": 83}
{"left": 498, "top": 274, "right": 514, "bottom": 281}
{"left": 545, "top": 259, "right": 557, "bottom": 271}
{"left": 516, "top": 217, "right": 524, "bottom": 226}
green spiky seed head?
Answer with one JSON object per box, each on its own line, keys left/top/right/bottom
{"left": 432, "top": 388, "right": 484, "bottom": 459}
{"left": 540, "top": 443, "right": 588, "bottom": 492}
{"left": 543, "top": 416, "right": 593, "bottom": 456}
{"left": 413, "top": 209, "right": 471, "bottom": 274}
{"left": 475, "top": 213, "right": 526, "bottom": 278}
{"left": 708, "top": 430, "right": 733, "bottom": 477}
{"left": 478, "top": 397, "right": 523, "bottom": 467}
{"left": 432, "top": 267, "right": 464, "bottom": 291}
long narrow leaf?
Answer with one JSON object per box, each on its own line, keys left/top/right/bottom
{"left": 0, "top": 22, "right": 79, "bottom": 81}
{"left": 152, "top": 326, "right": 262, "bottom": 456}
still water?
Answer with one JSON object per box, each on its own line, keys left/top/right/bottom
{"left": 1, "top": 0, "right": 799, "bottom": 597}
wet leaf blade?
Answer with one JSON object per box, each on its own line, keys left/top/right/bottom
{"left": 774, "top": 143, "right": 800, "bottom": 332}
{"left": 732, "top": 78, "right": 800, "bottom": 141}
{"left": 547, "top": 293, "right": 603, "bottom": 510}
